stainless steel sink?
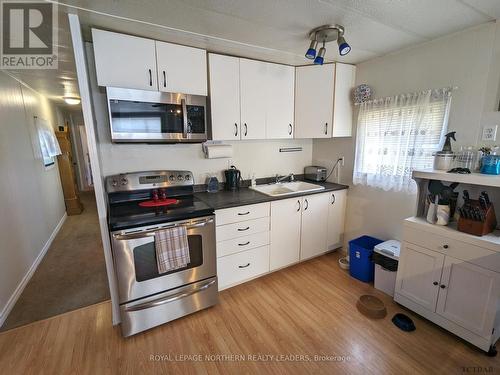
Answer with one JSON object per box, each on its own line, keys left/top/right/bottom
{"left": 249, "top": 181, "right": 325, "bottom": 197}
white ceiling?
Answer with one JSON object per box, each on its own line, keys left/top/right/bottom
{"left": 4, "top": 0, "right": 500, "bottom": 106}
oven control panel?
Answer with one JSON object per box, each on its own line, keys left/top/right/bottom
{"left": 106, "top": 170, "right": 194, "bottom": 192}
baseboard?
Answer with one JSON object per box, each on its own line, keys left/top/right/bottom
{"left": 0, "top": 213, "right": 67, "bottom": 327}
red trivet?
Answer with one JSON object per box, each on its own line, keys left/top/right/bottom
{"left": 138, "top": 199, "right": 179, "bottom": 207}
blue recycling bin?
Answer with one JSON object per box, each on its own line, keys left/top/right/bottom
{"left": 349, "top": 236, "right": 384, "bottom": 282}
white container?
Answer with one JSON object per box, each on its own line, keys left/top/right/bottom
{"left": 436, "top": 204, "right": 450, "bottom": 226}
{"left": 374, "top": 264, "right": 397, "bottom": 297}
{"left": 433, "top": 152, "right": 455, "bottom": 170}
{"left": 373, "top": 240, "right": 400, "bottom": 297}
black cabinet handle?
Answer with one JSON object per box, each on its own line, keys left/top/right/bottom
{"left": 238, "top": 263, "right": 250, "bottom": 269}
{"left": 148, "top": 69, "right": 152, "bottom": 86}
{"left": 163, "top": 71, "right": 166, "bottom": 87}
{"left": 324, "top": 122, "right": 328, "bottom": 135}
{"left": 238, "top": 211, "right": 250, "bottom": 216}
{"left": 234, "top": 123, "right": 238, "bottom": 137}
{"left": 443, "top": 244, "right": 449, "bottom": 249}
{"left": 237, "top": 227, "right": 250, "bottom": 231}
{"left": 331, "top": 194, "right": 336, "bottom": 204}
{"left": 296, "top": 200, "right": 301, "bottom": 212}
{"left": 238, "top": 241, "right": 250, "bottom": 246}
{"left": 433, "top": 281, "right": 438, "bottom": 286}
{"left": 244, "top": 123, "right": 248, "bottom": 136}
{"left": 304, "top": 199, "right": 308, "bottom": 211}
{"left": 440, "top": 284, "right": 446, "bottom": 289}
{"left": 289, "top": 124, "right": 292, "bottom": 135}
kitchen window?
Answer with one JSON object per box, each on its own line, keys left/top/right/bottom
{"left": 353, "top": 88, "right": 452, "bottom": 193}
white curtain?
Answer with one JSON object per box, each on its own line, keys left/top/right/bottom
{"left": 35, "top": 117, "right": 61, "bottom": 159}
{"left": 353, "top": 88, "right": 452, "bottom": 193}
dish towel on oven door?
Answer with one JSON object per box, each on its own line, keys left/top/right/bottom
{"left": 155, "top": 226, "right": 191, "bottom": 273}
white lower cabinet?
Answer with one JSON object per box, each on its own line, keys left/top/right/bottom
{"left": 436, "top": 257, "right": 499, "bottom": 338}
{"left": 300, "top": 193, "right": 329, "bottom": 260}
{"left": 216, "top": 190, "right": 347, "bottom": 289}
{"left": 326, "top": 190, "right": 347, "bottom": 250}
{"left": 395, "top": 243, "right": 445, "bottom": 311}
{"left": 395, "top": 222, "right": 500, "bottom": 352}
{"left": 217, "top": 246, "right": 270, "bottom": 289}
{"left": 270, "top": 198, "right": 302, "bottom": 270}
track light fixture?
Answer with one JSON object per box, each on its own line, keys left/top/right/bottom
{"left": 304, "top": 24, "right": 351, "bottom": 65}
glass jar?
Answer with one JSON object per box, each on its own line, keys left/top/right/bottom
{"left": 455, "top": 146, "right": 476, "bottom": 170}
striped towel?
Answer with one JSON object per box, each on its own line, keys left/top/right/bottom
{"left": 155, "top": 226, "right": 190, "bottom": 274}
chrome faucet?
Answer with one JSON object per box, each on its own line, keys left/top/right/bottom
{"left": 275, "top": 173, "right": 295, "bottom": 183}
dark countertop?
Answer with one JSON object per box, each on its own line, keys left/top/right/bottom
{"left": 194, "top": 181, "right": 349, "bottom": 210}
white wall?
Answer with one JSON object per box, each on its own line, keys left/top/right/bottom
{"left": 0, "top": 72, "right": 66, "bottom": 324}
{"left": 86, "top": 43, "right": 313, "bottom": 183}
{"left": 313, "top": 21, "right": 500, "bottom": 245}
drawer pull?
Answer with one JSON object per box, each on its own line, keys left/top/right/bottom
{"left": 238, "top": 211, "right": 250, "bottom": 216}
{"left": 237, "top": 226, "right": 250, "bottom": 231}
{"left": 440, "top": 284, "right": 446, "bottom": 289}
{"left": 443, "top": 244, "right": 449, "bottom": 249}
{"left": 238, "top": 241, "right": 250, "bottom": 246}
{"left": 238, "top": 263, "right": 250, "bottom": 269}
{"left": 433, "top": 281, "right": 438, "bottom": 286}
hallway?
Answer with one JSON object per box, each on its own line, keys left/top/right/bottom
{"left": 1, "top": 192, "right": 110, "bottom": 331}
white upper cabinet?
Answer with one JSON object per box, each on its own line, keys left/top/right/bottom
{"left": 208, "top": 53, "right": 241, "bottom": 140}
{"left": 155, "top": 41, "right": 207, "bottom": 95}
{"left": 240, "top": 58, "right": 267, "bottom": 140}
{"left": 327, "top": 190, "right": 347, "bottom": 250}
{"left": 92, "top": 29, "right": 158, "bottom": 91}
{"left": 300, "top": 192, "right": 329, "bottom": 260}
{"left": 294, "top": 64, "right": 335, "bottom": 139}
{"left": 92, "top": 29, "right": 207, "bottom": 95}
{"left": 333, "top": 63, "right": 356, "bottom": 137}
{"left": 266, "top": 63, "right": 295, "bottom": 139}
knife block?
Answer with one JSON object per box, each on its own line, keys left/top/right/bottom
{"left": 457, "top": 200, "right": 497, "bottom": 236}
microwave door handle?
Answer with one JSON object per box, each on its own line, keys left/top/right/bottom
{"left": 181, "top": 98, "right": 188, "bottom": 138}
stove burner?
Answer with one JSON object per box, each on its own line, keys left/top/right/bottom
{"left": 138, "top": 199, "right": 179, "bottom": 207}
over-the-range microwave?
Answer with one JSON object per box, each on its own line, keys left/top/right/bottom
{"left": 106, "top": 87, "right": 208, "bottom": 143}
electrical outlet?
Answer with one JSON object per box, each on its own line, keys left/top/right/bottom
{"left": 340, "top": 156, "right": 345, "bottom": 166}
{"left": 482, "top": 125, "right": 498, "bottom": 141}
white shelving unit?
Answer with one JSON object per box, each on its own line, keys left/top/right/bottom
{"left": 413, "top": 169, "right": 500, "bottom": 188}
{"left": 394, "top": 169, "right": 500, "bottom": 355}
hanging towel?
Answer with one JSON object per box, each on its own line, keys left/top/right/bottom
{"left": 155, "top": 226, "right": 190, "bottom": 274}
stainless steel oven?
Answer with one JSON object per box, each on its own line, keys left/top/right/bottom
{"left": 111, "top": 215, "right": 216, "bottom": 304}
{"left": 106, "top": 87, "right": 207, "bottom": 143}
{"left": 111, "top": 215, "right": 217, "bottom": 336}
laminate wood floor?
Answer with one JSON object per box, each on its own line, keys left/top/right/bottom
{"left": 0, "top": 252, "right": 497, "bottom": 375}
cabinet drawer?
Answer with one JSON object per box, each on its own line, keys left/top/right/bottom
{"left": 216, "top": 203, "right": 270, "bottom": 226}
{"left": 216, "top": 217, "right": 270, "bottom": 241}
{"left": 217, "top": 245, "right": 270, "bottom": 289}
{"left": 217, "top": 231, "right": 270, "bottom": 258}
{"left": 403, "top": 226, "right": 500, "bottom": 273}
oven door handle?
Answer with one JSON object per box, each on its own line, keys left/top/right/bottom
{"left": 113, "top": 218, "right": 214, "bottom": 240}
{"left": 124, "top": 279, "right": 217, "bottom": 312}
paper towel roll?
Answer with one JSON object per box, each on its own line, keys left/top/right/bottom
{"left": 205, "top": 144, "right": 233, "bottom": 159}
